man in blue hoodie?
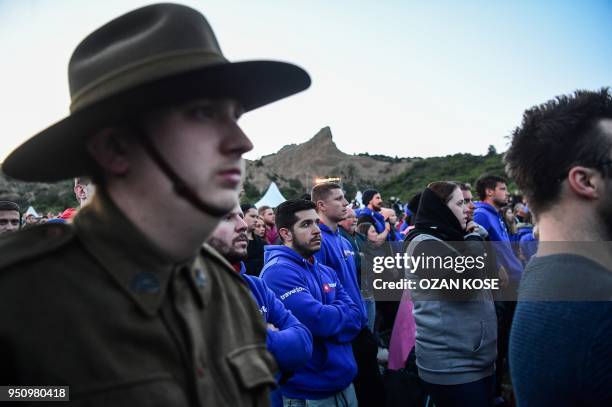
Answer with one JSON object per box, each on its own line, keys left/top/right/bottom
{"left": 207, "top": 202, "right": 313, "bottom": 406}
{"left": 474, "top": 175, "right": 522, "bottom": 284}
{"left": 261, "top": 199, "right": 362, "bottom": 406}
{"left": 312, "top": 182, "right": 385, "bottom": 407}
{"left": 473, "top": 174, "right": 523, "bottom": 405}
{"left": 357, "top": 189, "right": 393, "bottom": 242}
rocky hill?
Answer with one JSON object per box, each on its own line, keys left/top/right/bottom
{"left": 242, "top": 126, "right": 508, "bottom": 203}
{"left": 243, "top": 126, "right": 413, "bottom": 201}
{"left": 1, "top": 127, "right": 509, "bottom": 212}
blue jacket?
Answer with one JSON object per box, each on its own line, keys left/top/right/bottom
{"left": 261, "top": 246, "right": 360, "bottom": 400}
{"left": 473, "top": 202, "right": 523, "bottom": 281}
{"left": 358, "top": 207, "right": 387, "bottom": 233}
{"left": 359, "top": 207, "right": 402, "bottom": 241}
{"left": 240, "top": 263, "right": 313, "bottom": 373}
{"left": 315, "top": 223, "right": 367, "bottom": 328}
{"left": 518, "top": 231, "right": 538, "bottom": 264}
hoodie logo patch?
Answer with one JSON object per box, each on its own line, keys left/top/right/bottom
{"left": 323, "top": 282, "right": 337, "bottom": 293}
{"left": 280, "top": 287, "right": 305, "bottom": 300}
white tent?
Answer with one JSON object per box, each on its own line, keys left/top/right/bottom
{"left": 255, "top": 182, "right": 286, "bottom": 208}
{"left": 25, "top": 206, "right": 39, "bottom": 217}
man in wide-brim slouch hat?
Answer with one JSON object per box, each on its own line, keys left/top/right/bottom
{"left": 0, "top": 3, "right": 310, "bottom": 406}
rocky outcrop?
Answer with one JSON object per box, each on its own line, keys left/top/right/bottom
{"left": 245, "top": 126, "right": 412, "bottom": 192}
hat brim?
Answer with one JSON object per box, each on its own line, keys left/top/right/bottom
{"left": 3, "top": 60, "right": 310, "bottom": 182}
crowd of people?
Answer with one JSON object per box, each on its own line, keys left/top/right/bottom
{"left": 0, "top": 178, "right": 94, "bottom": 230}
{"left": 0, "top": 3, "right": 610, "bottom": 407}
{"left": 229, "top": 176, "right": 529, "bottom": 406}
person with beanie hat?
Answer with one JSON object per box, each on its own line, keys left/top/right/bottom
{"left": 358, "top": 189, "right": 392, "bottom": 242}
{"left": 361, "top": 189, "right": 378, "bottom": 208}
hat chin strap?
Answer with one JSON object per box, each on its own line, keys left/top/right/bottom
{"left": 136, "top": 128, "right": 232, "bottom": 218}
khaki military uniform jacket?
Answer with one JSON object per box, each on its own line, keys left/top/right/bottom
{"left": 0, "top": 191, "right": 277, "bottom": 406}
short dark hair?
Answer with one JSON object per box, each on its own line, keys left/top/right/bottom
{"left": 475, "top": 175, "right": 507, "bottom": 201}
{"left": 240, "top": 203, "right": 256, "bottom": 214}
{"left": 457, "top": 182, "right": 471, "bottom": 192}
{"left": 505, "top": 88, "right": 612, "bottom": 214}
{"left": 0, "top": 201, "right": 20, "bottom": 212}
{"left": 427, "top": 181, "right": 459, "bottom": 204}
{"left": 311, "top": 182, "right": 341, "bottom": 206}
{"left": 275, "top": 199, "right": 316, "bottom": 232}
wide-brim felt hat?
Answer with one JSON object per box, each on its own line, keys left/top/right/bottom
{"left": 3, "top": 3, "right": 311, "bottom": 182}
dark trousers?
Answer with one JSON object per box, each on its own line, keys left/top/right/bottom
{"left": 352, "top": 328, "right": 385, "bottom": 407}
{"left": 494, "top": 300, "right": 516, "bottom": 397}
{"left": 375, "top": 300, "right": 399, "bottom": 344}
{"left": 423, "top": 374, "right": 495, "bottom": 407}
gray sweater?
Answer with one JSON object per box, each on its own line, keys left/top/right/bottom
{"left": 406, "top": 233, "right": 498, "bottom": 385}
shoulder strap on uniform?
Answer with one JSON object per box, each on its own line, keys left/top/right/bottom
{"left": 0, "top": 223, "right": 75, "bottom": 270}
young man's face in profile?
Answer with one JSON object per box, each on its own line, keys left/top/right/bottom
{"left": 489, "top": 182, "right": 509, "bottom": 207}
{"left": 243, "top": 208, "right": 259, "bottom": 232}
{"left": 262, "top": 209, "right": 275, "bottom": 226}
{"left": 319, "top": 188, "right": 349, "bottom": 223}
{"left": 461, "top": 189, "right": 475, "bottom": 220}
{"left": 138, "top": 98, "right": 253, "bottom": 216}
{"left": 370, "top": 194, "right": 383, "bottom": 211}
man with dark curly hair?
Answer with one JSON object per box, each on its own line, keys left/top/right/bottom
{"left": 505, "top": 88, "right": 612, "bottom": 406}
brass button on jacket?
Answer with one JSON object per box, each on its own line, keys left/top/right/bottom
{"left": 0, "top": 190, "right": 277, "bottom": 406}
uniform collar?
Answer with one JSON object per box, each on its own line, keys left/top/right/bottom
{"left": 73, "top": 188, "right": 203, "bottom": 317}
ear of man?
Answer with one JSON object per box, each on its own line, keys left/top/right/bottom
{"left": 315, "top": 199, "right": 326, "bottom": 212}
{"left": 567, "top": 166, "right": 602, "bottom": 200}
{"left": 279, "top": 227, "right": 293, "bottom": 243}
{"left": 87, "top": 128, "right": 135, "bottom": 176}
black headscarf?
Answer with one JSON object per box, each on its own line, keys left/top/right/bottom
{"left": 410, "top": 187, "right": 465, "bottom": 242}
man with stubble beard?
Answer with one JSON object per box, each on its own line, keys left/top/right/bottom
{"left": 207, "top": 202, "right": 313, "bottom": 406}
{"left": 506, "top": 88, "right": 612, "bottom": 406}
{"left": 261, "top": 199, "right": 362, "bottom": 406}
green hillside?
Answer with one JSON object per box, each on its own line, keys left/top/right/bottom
{"left": 377, "top": 152, "right": 512, "bottom": 202}
{"left": 1, "top": 151, "right": 512, "bottom": 213}
{"left": 0, "top": 171, "right": 75, "bottom": 215}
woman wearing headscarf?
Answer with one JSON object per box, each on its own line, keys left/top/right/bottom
{"left": 405, "top": 181, "right": 498, "bottom": 407}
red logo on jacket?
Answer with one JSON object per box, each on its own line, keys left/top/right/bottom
{"left": 323, "top": 282, "right": 337, "bottom": 293}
